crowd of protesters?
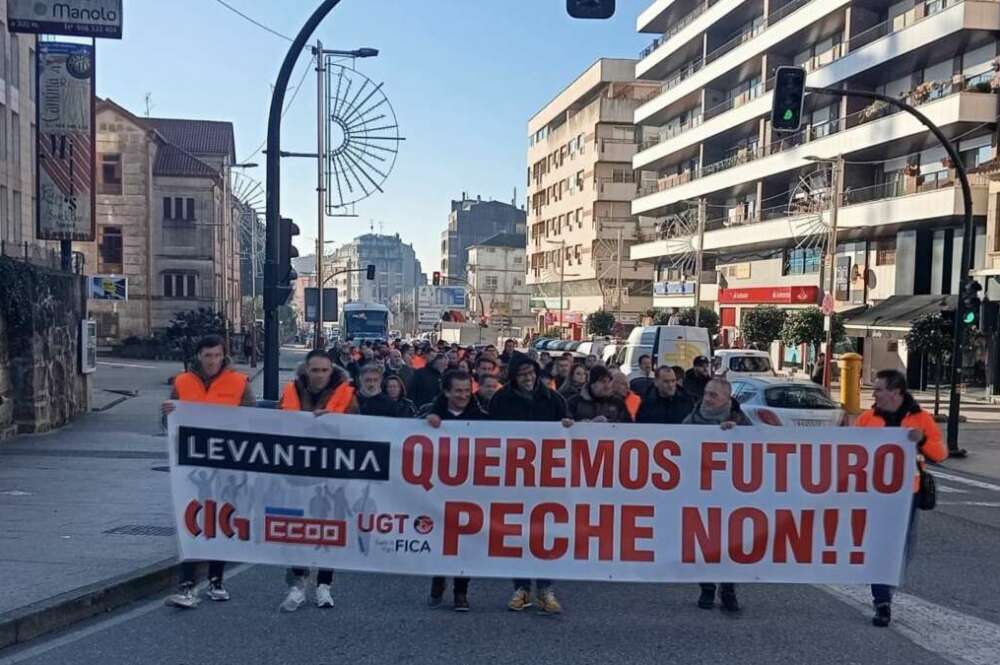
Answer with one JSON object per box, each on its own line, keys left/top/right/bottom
{"left": 163, "top": 334, "right": 944, "bottom": 627}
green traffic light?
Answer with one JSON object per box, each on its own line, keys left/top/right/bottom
{"left": 783, "top": 109, "right": 794, "bottom": 120}
{"left": 963, "top": 311, "right": 977, "bottom": 325}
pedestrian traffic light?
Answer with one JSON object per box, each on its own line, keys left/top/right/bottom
{"left": 366, "top": 264, "right": 376, "bottom": 280}
{"left": 566, "top": 0, "right": 615, "bottom": 19}
{"left": 273, "top": 216, "right": 299, "bottom": 305}
{"left": 771, "top": 66, "right": 806, "bottom": 132}
{"left": 960, "top": 279, "right": 983, "bottom": 326}
{"left": 432, "top": 271, "right": 441, "bottom": 286}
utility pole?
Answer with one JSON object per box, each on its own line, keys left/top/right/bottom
{"left": 823, "top": 155, "right": 844, "bottom": 389}
{"left": 559, "top": 239, "right": 566, "bottom": 335}
{"left": 615, "top": 226, "right": 624, "bottom": 322}
{"left": 694, "top": 198, "right": 706, "bottom": 327}
{"left": 314, "top": 40, "right": 327, "bottom": 349}
{"left": 221, "top": 156, "right": 230, "bottom": 352}
{"left": 250, "top": 213, "right": 259, "bottom": 367}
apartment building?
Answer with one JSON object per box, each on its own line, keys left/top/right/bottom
{"left": 440, "top": 194, "right": 526, "bottom": 281}
{"left": 526, "top": 59, "right": 662, "bottom": 332}
{"left": 466, "top": 232, "right": 533, "bottom": 332}
{"left": 328, "top": 233, "right": 425, "bottom": 306}
{"left": 628, "top": 0, "right": 1000, "bottom": 384}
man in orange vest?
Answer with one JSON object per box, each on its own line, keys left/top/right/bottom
{"left": 162, "top": 335, "right": 255, "bottom": 609}
{"left": 611, "top": 370, "right": 641, "bottom": 421}
{"left": 277, "top": 349, "right": 358, "bottom": 612}
{"left": 856, "top": 368, "right": 946, "bottom": 628}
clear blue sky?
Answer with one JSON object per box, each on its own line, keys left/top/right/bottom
{"left": 95, "top": 0, "right": 647, "bottom": 271}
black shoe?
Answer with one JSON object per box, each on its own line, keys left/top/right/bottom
{"left": 719, "top": 591, "right": 740, "bottom": 613}
{"left": 872, "top": 602, "right": 891, "bottom": 627}
{"left": 453, "top": 593, "right": 470, "bottom": 612}
{"left": 428, "top": 578, "right": 445, "bottom": 608}
{"left": 697, "top": 588, "right": 715, "bottom": 609}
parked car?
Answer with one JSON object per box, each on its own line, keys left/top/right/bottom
{"left": 602, "top": 343, "right": 625, "bottom": 368}
{"left": 575, "top": 339, "right": 609, "bottom": 359}
{"left": 532, "top": 338, "right": 551, "bottom": 351}
{"left": 713, "top": 350, "right": 775, "bottom": 378}
{"left": 730, "top": 377, "right": 845, "bottom": 427}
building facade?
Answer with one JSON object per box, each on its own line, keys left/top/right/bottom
{"left": 526, "top": 58, "right": 661, "bottom": 332}
{"left": 440, "top": 194, "right": 526, "bottom": 282}
{"left": 466, "top": 232, "right": 533, "bottom": 332}
{"left": 628, "top": 0, "right": 999, "bottom": 383}
{"left": 0, "top": 11, "right": 38, "bottom": 253}
{"left": 328, "top": 233, "right": 425, "bottom": 308}
{"left": 75, "top": 100, "right": 241, "bottom": 342}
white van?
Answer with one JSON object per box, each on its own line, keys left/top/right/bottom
{"left": 713, "top": 349, "right": 775, "bottom": 378}
{"left": 621, "top": 326, "right": 711, "bottom": 376}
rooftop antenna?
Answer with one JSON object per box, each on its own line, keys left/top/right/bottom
{"left": 144, "top": 92, "right": 153, "bottom": 117}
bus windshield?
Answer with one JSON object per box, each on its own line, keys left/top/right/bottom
{"left": 345, "top": 310, "right": 389, "bottom": 339}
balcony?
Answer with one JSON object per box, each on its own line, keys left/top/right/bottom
{"left": 633, "top": 78, "right": 998, "bottom": 215}
{"left": 637, "top": 0, "right": 746, "bottom": 81}
{"left": 636, "top": 0, "right": 850, "bottom": 126}
{"left": 595, "top": 175, "right": 639, "bottom": 200}
{"left": 597, "top": 137, "right": 639, "bottom": 163}
{"left": 637, "top": 0, "right": 684, "bottom": 34}
{"left": 635, "top": 0, "right": 998, "bottom": 170}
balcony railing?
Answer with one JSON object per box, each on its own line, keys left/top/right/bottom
{"left": 643, "top": 74, "right": 994, "bottom": 197}
{"left": 639, "top": 0, "right": 712, "bottom": 60}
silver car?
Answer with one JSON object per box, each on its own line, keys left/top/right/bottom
{"left": 730, "top": 377, "right": 845, "bottom": 427}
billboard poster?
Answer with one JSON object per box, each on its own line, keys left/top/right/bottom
{"left": 305, "top": 288, "right": 339, "bottom": 323}
{"left": 835, "top": 256, "right": 852, "bottom": 302}
{"left": 88, "top": 275, "right": 127, "bottom": 300}
{"left": 37, "top": 42, "right": 95, "bottom": 242}
{"left": 8, "top": 1, "right": 123, "bottom": 39}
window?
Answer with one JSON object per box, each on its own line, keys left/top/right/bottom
{"left": 0, "top": 24, "right": 6, "bottom": 81}
{"left": 163, "top": 197, "right": 172, "bottom": 220}
{"left": 28, "top": 48, "right": 34, "bottom": 101}
{"left": 485, "top": 275, "right": 499, "bottom": 290}
{"left": 0, "top": 186, "right": 6, "bottom": 241}
{"left": 186, "top": 198, "right": 195, "bottom": 220}
{"left": 99, "top": 154, "right": 122, "bottom": 195}
{"left": 9, "top": 33, "right": 18, "bottom": 89}
{"left": 11, "top": 111, "right": 18, "bottom": 165}
{"left": 875, "top": 238, "right": 897, "bottom": 266}
{"left": 783, "top": 247, "right": 821, "bottom": 275}
{"left": 99, "top": 225, "right": 123, "bottom": 273}
{"left": 12, "top": 190, "right": 20, "bottom": 243}
{"left": 513, "top": 277, "right": 522, "bottom": 286}
{"left": 163, "top": 272, "right": 198, "bottom": 298}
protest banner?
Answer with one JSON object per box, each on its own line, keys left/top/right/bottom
{"left": 167, "top": 403, "right": 915, "bottom": 584}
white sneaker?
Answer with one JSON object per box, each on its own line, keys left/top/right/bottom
{"left": 280, "top": 583, "right": 307, "bottom": 612}
{"left": 165, "top": 586, "right": 199, "bottom": 609}
{"left": 205, "top": 580, "right": 230, "bottom": 602}
{"left": 315, "top": 583, "right": 334, "bottom": 608}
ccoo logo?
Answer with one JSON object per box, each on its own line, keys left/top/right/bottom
{"left": 184, "top": 499, "right": 249, "bottom": 541}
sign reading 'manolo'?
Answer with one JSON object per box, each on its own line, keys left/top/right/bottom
{"left": 8, "top": 0, "right": 122, "bottom": 39}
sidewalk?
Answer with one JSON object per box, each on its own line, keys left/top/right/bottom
{"left": 0, "top": 356, "right": 282, "bottom": 647}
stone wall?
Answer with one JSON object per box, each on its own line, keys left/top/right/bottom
{"left": 0, "top": 257, "right": 89, "bottom": 438}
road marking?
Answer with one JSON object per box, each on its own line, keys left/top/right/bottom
{"left": 820, "top": 585, "right": 1000, "bottom": 665}
{"left": 934, "top": 471, "right": 1000, "bottom": 492}
{"left": 939, "top": 501, "right": 1000, "bottom": 508}
{"left": 936, "top": 485, "right": 969, "bottom": 494}
{"left": 97, "top": 361, "right": 157, "bottom": 370}
{"left": 0, "top": 564, "right": 253, "bottom": 665}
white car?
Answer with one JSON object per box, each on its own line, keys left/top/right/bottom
{"left": 730, "top": 377, "right": 845, "bottom": 427}
{"left": 713, "top": 350, "right": 775, "bottom": 378}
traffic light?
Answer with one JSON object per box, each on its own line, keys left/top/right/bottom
{"left": 960, "top": 279, "right": 983, "bottom": 326}
{"left": 366, "top": 264, "right": 376, "bottom": 280}
{"left": 771, "top": 66, "right": 806, "bottom": 132}
{"left": 275, "top": 216, "right": 299, "bottom": 305}
{"left": 566, "top": 0, "right": 615, "bottom": 19}
{"left": 432, "top": 271, "right": 441, "bottom": 286}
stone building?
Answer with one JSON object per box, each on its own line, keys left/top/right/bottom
{"left": 73, "top": 100, "right": 241, "bottom": 342}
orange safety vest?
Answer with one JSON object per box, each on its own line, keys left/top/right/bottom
{"left": 280, "top": 380, "right": 355, "bottom": 413}
{"left": 856, "top": 407, "right": 947, "bottom": 492}
{"left": 174, "top": 369, "right": 248, "bottom": 406}
{"left": 625, "top": 392, "right": 641, "bottom": 421}
{"left": 411, "top": 356, "right": 427, "bottom": 369}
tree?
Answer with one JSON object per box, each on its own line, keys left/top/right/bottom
{"left": 740, "top": 306, "right": 787, "bottom": 350}
{"left": 676, "top": 306, "right": 720, "bottom": 339}
{"left": 586, "top": 310, "right": 615, "bottom": 337}
{"left": 780, "top": 307, "right": 845, "bottom": 366}
{"left": 905, "top": 312, "right": 952, "bottom": 416}
{"left": 165, "top": 307, "right": 226, "bottom": 370}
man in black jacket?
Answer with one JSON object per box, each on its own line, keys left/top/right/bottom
{"left": 408, "top": 353, "right": 448, "bottom": 411}
{"left": 488, "top": 352, "right": 571, "bottom": 614}
{"left": 424, "top": 370, "right": 484, "bottom": 612}
{"left": 683, "top": 355, "right": 712, "bottom": 401}
{"left": 567, "top": 365, "right": 631, "bottom": 423}
{"left": 637, "top": 366, "right": 695, "bottom": 424}
{"left": 356, "top": 364, "right": 403, "bottom": 417}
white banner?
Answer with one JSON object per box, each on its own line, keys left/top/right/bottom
{"left": 168, "top": 404, "right": 915, "bottom": 584}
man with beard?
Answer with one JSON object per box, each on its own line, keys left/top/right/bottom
{"left": 356, "top": 364, "right": 403, "bottom": 417}
{"left": 683, "top": 355, "right": 712, "bottom": 401}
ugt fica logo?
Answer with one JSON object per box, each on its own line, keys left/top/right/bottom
{"left": 184, "top": 499, "right": 249, "bottom": 541}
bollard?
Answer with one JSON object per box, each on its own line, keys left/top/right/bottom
{"left": 838, "top": 352, "right": 863, "bottom": 415}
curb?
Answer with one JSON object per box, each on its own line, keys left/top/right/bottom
{"left": 0, "top": 557, "right": 181, "bottom": 650}
{"left": 90, "top": 395, "right": 128, "bottom": 413}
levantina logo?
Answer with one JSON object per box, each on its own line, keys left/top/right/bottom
{"left": 184, "top": 499, "right": 249, "bottom": 541}
{"left": 264, "top": 506, "right": 346, "bottom": 547}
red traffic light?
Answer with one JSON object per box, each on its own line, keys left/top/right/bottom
{"left": 432, "top": 271, "right": 441, "bottom": 286}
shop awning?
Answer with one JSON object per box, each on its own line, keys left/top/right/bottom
{"left": 843, "top": 295, "right": 957, "bottom": 333}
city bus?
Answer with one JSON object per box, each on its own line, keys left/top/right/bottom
{"left": 340, "top": 302, "right": 391, "bottom": 342}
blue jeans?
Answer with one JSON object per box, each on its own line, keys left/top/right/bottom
{"left": 871, "top": 504, "right": 918, "bottom": 604}
{"left": 513, "top": 579, "right": 551, "bottom": 591}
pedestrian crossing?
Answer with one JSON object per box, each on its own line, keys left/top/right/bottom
{"left": 933, "top": 469, "right": 1000, "bottom": 509}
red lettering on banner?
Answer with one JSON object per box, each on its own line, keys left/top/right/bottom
{"left": 682, "top": 506, "right": 722, "bottom": 563}
{"left": 438, "top": 437, "right": 471, "bottom": 486}
{"left": 651, "top": 440, "right": 681, "bottom": 490}
{"left": 872, "top": 445, "right": 905, "bottom": 493}
{"left": 766, "top": 443, "right": 796, "bottom": 492}
{"left": 442, "top": 502, "right": 482, "bottom": 556}
{"left": 489, "top": 503, "right": 524, "bottom": 558}
{"left": 700, "top": 443, "right": 727, "bottom": 490}
{"left": 619, "top": 440, "right": 649, "bottom": 490}
{"left": 504, "top": 439, "right": 536, "bottom": 487}
{"left": 728, "top": 507, "right": 768, "bottom": 564}
{"left": 773, "top": 509, "right": 814, "bottom": 563}
{"left": 539, "top": 439, "right": 567, "bottom": 487}
{"left": 402, "top": 435, "right": 434, "bottom": 491}
{"left": 620, "top": 505, "right": 655, "bottom": 562}
{"left": 801, "top": 443, "right": 832, "bottom": 493}
{"left": 473, "top": 438, "right": 502, "bottom": 486}
{"left": 571, "top": 439, "right": 613, "bottom": 488}
{"left": 836, "top": 444, "right": 868, "bottom": 492}
{"left": 732, "top": 443, "right": 764, "bottom": 492}
{"left": 529, "top": 503, "right": 569, "bottom": 560}
{"left": 573, "top": 504, "right": 615, "bottom": 560}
